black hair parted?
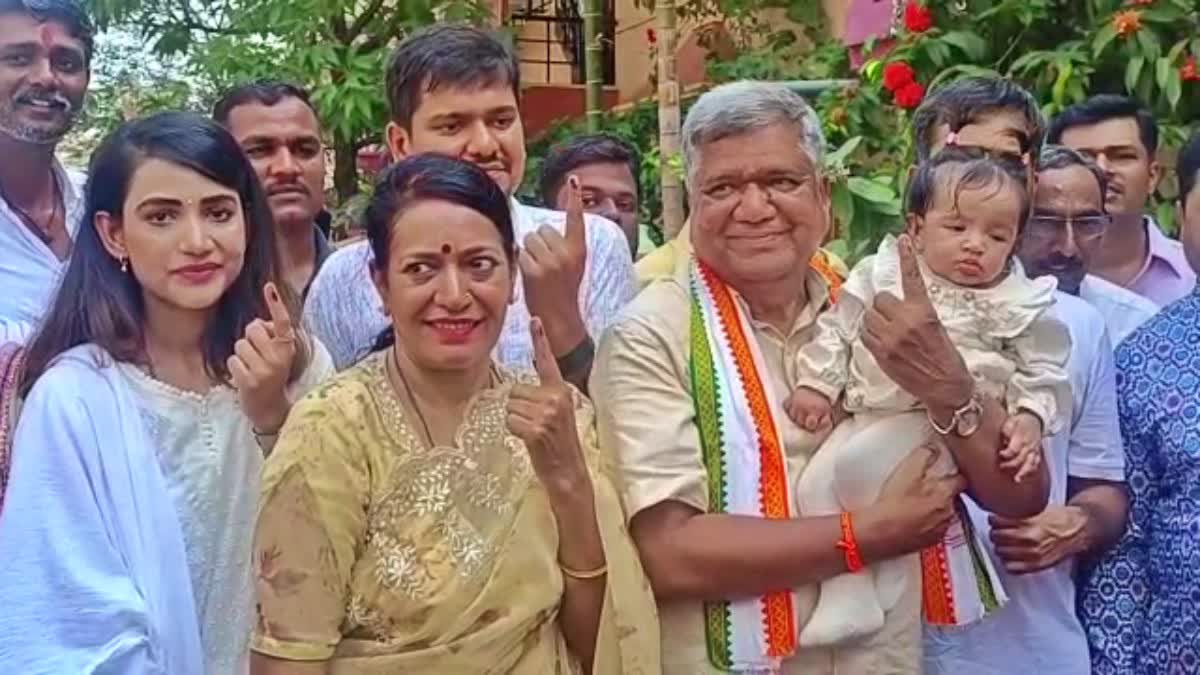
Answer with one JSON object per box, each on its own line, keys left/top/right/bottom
{"left": 1047, "top": 94, "right": 1158, "bottom": 157}
{"left": 22, "top": 111, "right": 308, "bottom": 393}
{"left": 363, "top": 153, "right": 515, "bottom": 353}
{"left": 384, "top": 24, "right": 520, "bottom": 130}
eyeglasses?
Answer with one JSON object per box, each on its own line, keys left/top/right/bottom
{"left": 1025, "top": 214, "right": 1111, "bottom": 242}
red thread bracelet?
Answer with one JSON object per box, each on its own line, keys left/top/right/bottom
{"left": 836, "top": 512, "right": 865, "bottom": 573}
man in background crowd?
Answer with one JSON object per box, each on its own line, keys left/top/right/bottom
{"left": 1019, "top": 146, "right": 1158, "bottom": 344}
{"left": 303, "top": 25, "right": 635, "bottom": 390}
{"left": 1078, "top": 129, "right": 1200, "bottom": 674}
{"left": 214, "top": 80, "right": 333, "bottom": 300}
{"left": 538, "top": 132, "right": 650, "bottom": 259}
{"left": 1048, "top": 95, "right": 1194, "bottom": 306}
{"left": 0, "top": 0, "right": 90, "bottom": 340}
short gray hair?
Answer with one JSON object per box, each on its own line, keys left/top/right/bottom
{"left": 1036, "top": 144, "right": 1108, "bottom": 207}
{"left": 681, "top": 81, "right": 825, "bottom": 187}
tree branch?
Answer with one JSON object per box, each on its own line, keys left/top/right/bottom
{"left": 329, "top": 14, "right": 350, "bottom": 42}
{"left": 347, "top": 0, "right": 388, "bottom": 40}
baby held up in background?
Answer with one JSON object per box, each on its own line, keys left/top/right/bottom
{"left": 786, "top": 147, "right": 1072, "bottom": 647}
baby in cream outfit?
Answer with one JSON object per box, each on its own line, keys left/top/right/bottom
{"left": 787, "top": 147, "right": 1072, "bottom": 646}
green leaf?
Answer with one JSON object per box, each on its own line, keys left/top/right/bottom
{"left": 1167, "top": 39, "right": 1189, "bottom": 64}
{"left": 1166, "top": 69, "right": 1183, "bottom": 110}
{"left": 1135, "top": 29, "right": 1161, "bottom": 60}
{"left": 1126, "top": 55, "right": 1145, "bottom": 93}
{"left": 831, "top": 185, "right": 854, "bottom": 231}
{"left": 868, "top": 197, "right": 903, "bottom": 217}
{"left": 862, "top": 59, "right": 883, "bottom": 83}
{"left": 1092, "top": 24, "right": 1118, "bottom": 60}
{"left": 1138, "top": 7, "right": 1184, "bottom": 24}
{"left": 823, "top": 238, "right": 850, "bottom": 262}
{"left": 940, "top": 31, "right": 988, "bottom": 61}
{"left": 825, "top": 136, "right": 863, "bottom": 168}
{"left": 847, "top": 176, "right": 897, "bottom": 204}
{"left": 1009, "top": 52, "right": 1046, "bottom": 73}
{"left": 1052, "top": 62, "right": 1074, "bottom": 105}
{"left": 1157, "top": 57, "right": 1172, "bottom": 89}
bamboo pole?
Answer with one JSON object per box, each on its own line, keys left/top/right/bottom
{"left": 655, "top": 0, "right": 684, "bottom": 238}
{"left": 582, "top": 0, "right": 603, "bottom": 131}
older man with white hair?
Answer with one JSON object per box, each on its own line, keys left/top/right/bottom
{"left": 591, "top": 81, "right": 1051, "bottom": 674}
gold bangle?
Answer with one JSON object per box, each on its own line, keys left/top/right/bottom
{"left": 560, "top": 561, "right": 607, "bottom": 580}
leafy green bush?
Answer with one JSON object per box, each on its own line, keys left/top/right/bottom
{"left": 528, "top": 0, "right": 1200, "bottom": 264}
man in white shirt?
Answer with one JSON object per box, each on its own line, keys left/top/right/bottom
{"left": 304, "top": 25, "right": 635, "bottom": 387}
{"left": 1021, "top": 145, "right": 1159, "bottom": 344}
{"left": 915, "top": 83, "right": 1130, "bottom": 675}
{"left": 0, "top": 0, "right": 90, "bottom": 341}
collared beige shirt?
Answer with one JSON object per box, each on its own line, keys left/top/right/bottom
{"left": 592, "top": 253, "right": 921, "bottom": 675}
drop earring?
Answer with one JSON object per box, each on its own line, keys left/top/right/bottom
{"left": 120, "top": 257, "right": 129, "bottom": 273}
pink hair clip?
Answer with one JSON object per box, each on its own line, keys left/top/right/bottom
{"left": 945, "top": 131, "right": 961, "bottom": 146}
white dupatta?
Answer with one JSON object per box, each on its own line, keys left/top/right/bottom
{"left": 0, "top": 344, "right": 204, "bottom": 674}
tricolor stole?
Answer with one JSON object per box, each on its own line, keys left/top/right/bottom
{"left": 920, "top": 498, "right": 1006, "bottom": 625}
{"left": 689, "top": 257, "right": 809, "bottom": 672}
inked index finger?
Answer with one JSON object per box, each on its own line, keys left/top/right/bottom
{"left": 529, "top": 317, "right": 563, "bottom": 385}
{"left": 563, "top": 175, "right": 586, "bottom": 250}
{"left": 896, "top": 234, "right": 931, "bottom": 304}
{"left": 263, "top": 282, "right": 295, "bottom": 340}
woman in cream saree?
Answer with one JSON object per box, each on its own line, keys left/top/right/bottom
{"left": 250, "top": 155, "right": 659, "bottom": 675}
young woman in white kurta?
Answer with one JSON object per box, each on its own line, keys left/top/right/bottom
{"left": 0, "top": 112, "right": 331, "bottom": 674}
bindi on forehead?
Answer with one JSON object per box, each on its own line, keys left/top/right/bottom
{"left": 441, "top": 243, "right": 453, "bottom": 255}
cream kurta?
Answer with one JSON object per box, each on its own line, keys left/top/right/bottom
{"left": 592, "top": 253, "right": 921, "bottom": 675}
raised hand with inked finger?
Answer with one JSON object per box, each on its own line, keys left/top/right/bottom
{"left": 506, "top": 317, "right": 590, "bottom": 497}
{"left": 229, "top": 282, "right": 297, "bottom": 438}
{"left": 861, "top": 234, "right": 974, "bottom": 414}
{"left": 520, "top": 175, "right": 592, "bottom": 387}
{"left": 507, "top": 315, "right": 608, "bottom": 664}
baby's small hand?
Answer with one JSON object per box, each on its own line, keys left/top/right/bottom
{"left": 785, "top": 387, "right": 834, "bottom": 432}
{"left": 1000, "top": 411, "right": 1044, "bottom": 483}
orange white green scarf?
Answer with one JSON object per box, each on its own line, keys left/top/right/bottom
{"left": 689, "top": 257, "right": 798, "bottom": 672}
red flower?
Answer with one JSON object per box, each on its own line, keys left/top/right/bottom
{"left": 904, "top": 1, "right": 933, "bottom": 33}
{"left": 882, "top": 62, "right": 916, "bottom": 92}
{"left": 646, "top": 27, "right": 657, "bottom": 45}
{"left": 894, "top": 81, "right": 926, "bottom": 109}
{"left": 1182, "top": 55, "right": 1200, "bottom": 82}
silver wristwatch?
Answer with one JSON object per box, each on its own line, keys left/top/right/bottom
{"left": 928, "top": 393, "right": 983, "bottom": 437}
